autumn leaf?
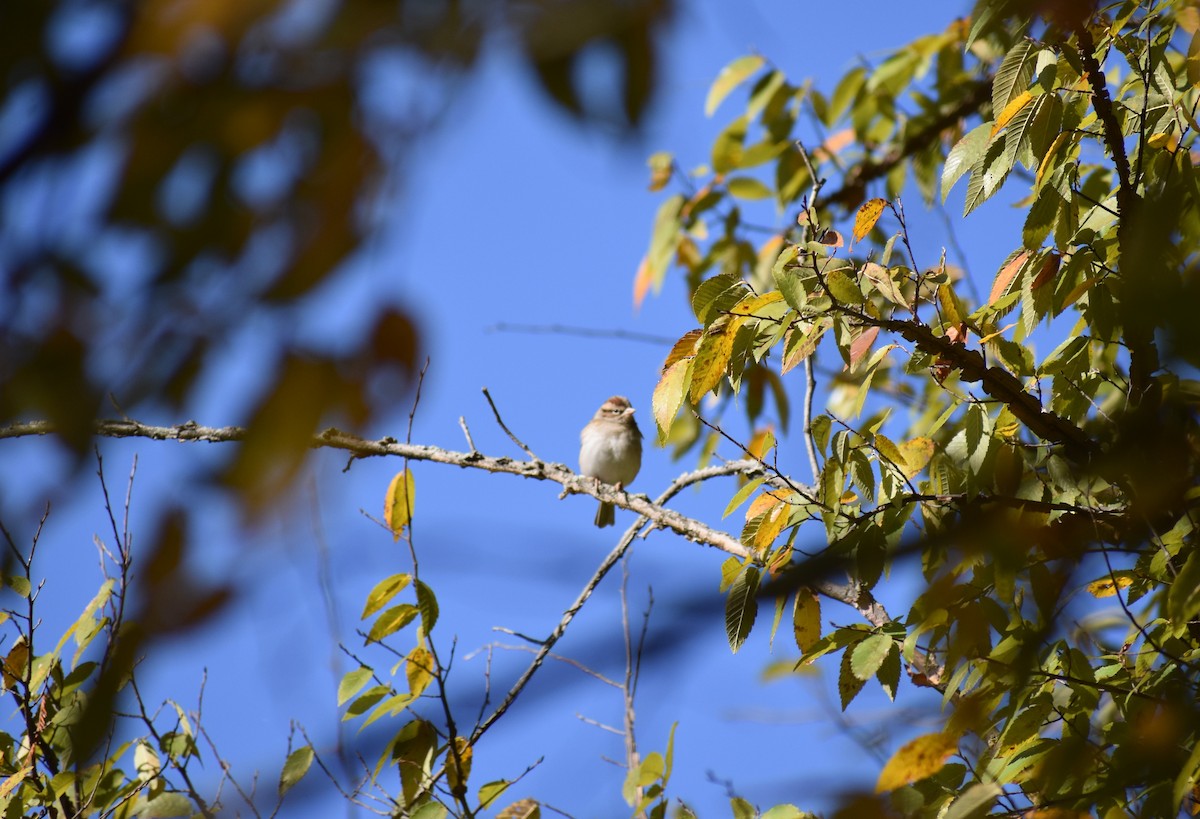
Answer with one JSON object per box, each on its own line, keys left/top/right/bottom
{"left": 876, "top": 732, "right": 959, "bottom": 792}
{"left": 853, "top": 198, "right": 887, "bottom": 244}
{"left": 384, "top": 469, "right": 416, "bottom": 540}
{"left": 849, "top": 327, "right": 881, "bottom": 370}
{"left": 1087, "top": 574, "right": 1134, "bottom": 598}
{"left": 989, "top": 250, "right": 1028, "bottom": 305}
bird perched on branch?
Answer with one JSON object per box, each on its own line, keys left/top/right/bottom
{"left": 579, "top": 396, "right": 642, "bottom": 527}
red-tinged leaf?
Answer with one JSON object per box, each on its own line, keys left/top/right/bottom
{"left": 853, "top": 198, "right": 887, "bottom": 243}
{"left": 989, "top": 250, "right": 1028, "bottom": 305}
{"left": 633, "top": 255, "right": 653, "bottom": 310}
{"left": 849, "top": 326, "right": 881, "bottom": 370}
{"left": 652, "top": 359, "right": 691, "bottom": 442}
{"left": 781, "top": 322, "right": 826, "bottom": 375}
{"left": 1030, "top": 251, "right": 1061, "bottom": 289}
{"left": 662, "top": 329, "right": 702, "bottom": 372}
{"left": 688, "top": 323, "right": 735, "bottom": 403}
{"left": 945, "top": 323, "right": 968, "bottom": 345}
{"left": 384, "top": 469, "right": 415, "bottom": 540}
{"left": 819, "top": 229, "right": 844, "bottom": 248}
{"left": 813, "top": 128, "right": 854, "bottom": 161}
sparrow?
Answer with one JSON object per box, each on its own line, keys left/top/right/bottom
{"left": 579, "top": 396, "right": 643, "bottom": 527}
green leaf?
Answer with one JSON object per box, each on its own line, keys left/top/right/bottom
{"left": 414, "top": 580, "right": 439, "bottom": 633}
{"left": 962, "top": 135, "right": 1010, "bottom": 217}
{"left": 724, "top": 477, "right": 765, "bottom": 518}
{"left": 725, "top": 566, "right": 761, "bottom": 653}
{"left": 761, "top": 807, "right": 805, "bottom": 819}
{"left": 941, "top": 122, "right": 991, "bottom": 202}
{"left": 362, "top": 574, "right": 412, "bottom": 620}
{"left": 337, "top": 666, "right": 373, "bottom": 706}
{"left": 943, "top": 782, "right": 1002, "bottom": 819}
{"left": 479, "top": 780, "right": 511, "bottom": 809}
{"left": 825, "top": 269, "right": 864, "bottom": 305}
{"left": 278, "top": 746, "right": 314, "bottom": 796}
{"left": 850, "top": 633, "right": 892, "bottom": 681}
{"left": 726, "top": 176, "right": 773, "bottom": 200}
{"left": 838, "top": 644, "right": 867, "bottom": 710}
{"left": 992, "top": 40, "right": 1037, "bottom": 115}
{"left": 691, "top": 273, "right": 746, "bottom": 325}
{"left": 731, "top": 797, "right": 756, "bottom": 819}
{"left": 876, "top": 644, "right": 901, "bottom": 701}
{"left": 705, "top": 55, "right": 765, "bottom": 117}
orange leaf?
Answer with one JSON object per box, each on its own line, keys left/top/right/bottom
{"left": 748, "top": 426, "right": 776, "bottom": 460}
{"left": 633, "top": 256, "right": 653, "bottom": 310}
{"left": 989, "top": 251, "right": 1028, "bottom": 305}
{"left": 745, "top": 490, "right": 786, "bottom": 521}
{"left": 662, "top": 330, "right": 702, "bottom": 372}
{"left": 1031, "top": 251, "right": 1061, "bottom": 289}
{"left": 991, "top": 90, "right": 1033, "bottom": 136}
{"left": 849, "top": 326, "right": 880, "bottom": 370}
{"left": 853, "top": 198, "right": 887, "bottom": 244}
{"left": 813, "top": 127, "right": 854, "bottom": 161}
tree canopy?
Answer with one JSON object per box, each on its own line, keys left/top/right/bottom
{"left": 4, "top": 0, "right": 1200, "bottom": 817}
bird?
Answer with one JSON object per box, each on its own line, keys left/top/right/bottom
{"left": 579, "top": 396, "right": 643, "bottom": 527}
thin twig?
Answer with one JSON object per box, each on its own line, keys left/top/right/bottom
{"left": 481, "top": 387, "right": 538, "bottom": 459}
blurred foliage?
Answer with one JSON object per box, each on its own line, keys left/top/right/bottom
{"left": 0, "top": 0, "right": 673, "bottom": 503}
{"left": 644, "top": 0, "right": 1200, "bottom": 815}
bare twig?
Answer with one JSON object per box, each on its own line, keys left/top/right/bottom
{"left": 481, "top": 387, "right": 538, "bottom": 459}
{"left": 458, "top": 416, "right": 478, "bottom": 454}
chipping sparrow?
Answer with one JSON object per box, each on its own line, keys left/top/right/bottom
{"left": 579, "top": 396, "right": 643, "bottom": 528}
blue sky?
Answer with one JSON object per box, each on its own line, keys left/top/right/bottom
{"left": 0, "top": 0, "right": 1049, "bottom": 815}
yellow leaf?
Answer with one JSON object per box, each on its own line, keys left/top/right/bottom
{"left": 991, "top": 89, "right": 1033, "bottom": 135}
{"left": 1088, "top": 574, "right": 1134, "bottom": 598}
{"left": 793, "top": 589, "right": 821, "bottom": 653}
{"left": 876, "top": 732, "right": 959, "bottom": 792}
{"left": 873, "top": 434, "right": 909, "bottom": 472}
{"left": 729, "top": 291, "right": 786, "bottom": 317}
{"left": 853, "top": 198, "right": 887, "bottom": 244}
{"left": 653, "top": 359, "right": 691, "bottom": 442}
{"left": 647, "top": 151, "right": 672, "bottom": 192}
{"left": 747, "top": 426, "right": 776, "bottom": 460}
{"left": 0, "top": 766, "right": 30, "bottom": 800}
{"left": 662, "top": 329, "right": 702, "bottom": 372}
{"left": 753, "top": 504, "right": 789, "bottom": 551}
{"left": 406, "top": 645, "right": 434, "bottom": 697}
{"left": 688, "top": 322, "right": 735, "bottom": 403}
{"left": 384, "top": 469, "right": 416, "bottom": 541}
{"left": 361, "top": 574, "right": 412, "bottom": 620}
{"left": 745, "top": 490, "right": 786, "bottom": 521}
{"left": 446, "top": 737, "right": 473, "bottom": 794}
{"left": 898, "top": 438, "right": 935, "bottom": 478}
{"left": 1, "top": 639, "right": 27, "bottom": 691}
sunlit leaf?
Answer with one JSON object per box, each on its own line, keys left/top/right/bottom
{"left": 705, "top": 55, "right": 765, "bottom": 117}
{"left": 384, "top": 469, "right": 416, "bottom": 540}
{"left": 406, "top": 645, "right": 435, "bottom": 696}
{"left": 362, "top": 574, "right": 412, "bottom": 620}
{"left": 876, "top": 732, "right": 959, "bottom": 791}
{"left": 278, "top": 746, "right": 314, "bottom": 796}
{"left": 853, "top": 198, "right": 888, "bottom": 244}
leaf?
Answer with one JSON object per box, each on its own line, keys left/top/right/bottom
{"left": 898, "top": 437, "right": 935, "bottom": 478}
{"left": 415, "top": 579, "right": 439, "bottom": 633}
{"left": 1087, "top": 574, "right": 1134, "bottom": 598}
{"left": 875, "top": 732, "right": 959, "bottom": 791}
{"left": 705, "top": 55, "right": 765, "bottom": 116}
{"left": 497, "top": 799, "right": 541, "bottom": 819}
{"left": 367, "top": 604, "right": 419, "bottom": 643}
{"left": 338, "top": 666, "right": 373, "bottom": 705}
{"left": 688, "top": 323, "right": 735, "bottom": 403}
{"left": 1, "top": 638, "right": 27, "bottom": 691}
{"left": 989, "top": 250, "right": 1028, "bottom": 305}
{"left": 850, "top": 633, "right": 892, "bottom": 681}
{"left": 691, "top": 273, "right": 745, "bottom": 324}
{"left": 992, "top": 40, "right": 1037, "bottom": 116}
{"left": 792, "top": 586, "right": 820, "bottom": 648}
{"left": 479, "top": 780, "right": 511, "bottom": 809}
{"left": 941, "top": 122, "right": 991, "bottom": 202}
{"left": 445, "top": 736, "right": 472, "bottom": 794}
{"left": 853, "top": 198, "right": 887, "bottom": 243}
{"left": 873, "top": 434, "right": 908, "bottom": 473}
{"left": 825, "top": 269, "right": 863, "bottom": 305}
{"left": 849, "top": 326, "right": 880, "bottom": 370}
{"left": 661, "top": 329, "right": 702, "bottom": 372}
{"left": 876, "top": 645, "right": 901, "bottom": 701}
{"left": 837, "top": 645, "right": 867, "bottom": 710}
{"left": 991, "top": 89, "right": 1033, "bottom": 135}
{"left": 861, "top": 262, "right": 909, "bottom": 308}
{"left": 726, "top": 176, "right": 773, "bottom": 200}
{"left": 384, "top": 469, "right": 416, "bottom": 540}
{"left": 772, "top": 266, "right": 807, "bottom": 312}
{"left": 647, "top": 151, "right": 672, "bottom": 192}
{"left": 406, "top": 645, "right": 435, "bottom": 696}
{"left": 723, "top": 477, "right": 765, "bottom": 518}
{"left": 943, "top": 782, "right": 1003, "bottom": 819}
{"left": 362, "top": 574, "right": 412, "bottom": 619}
{"left": 278, "top": 746, "right": 314, "bottom": 796}
{"left": 725, "top": 566, "right": 761, "bottom": 653}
